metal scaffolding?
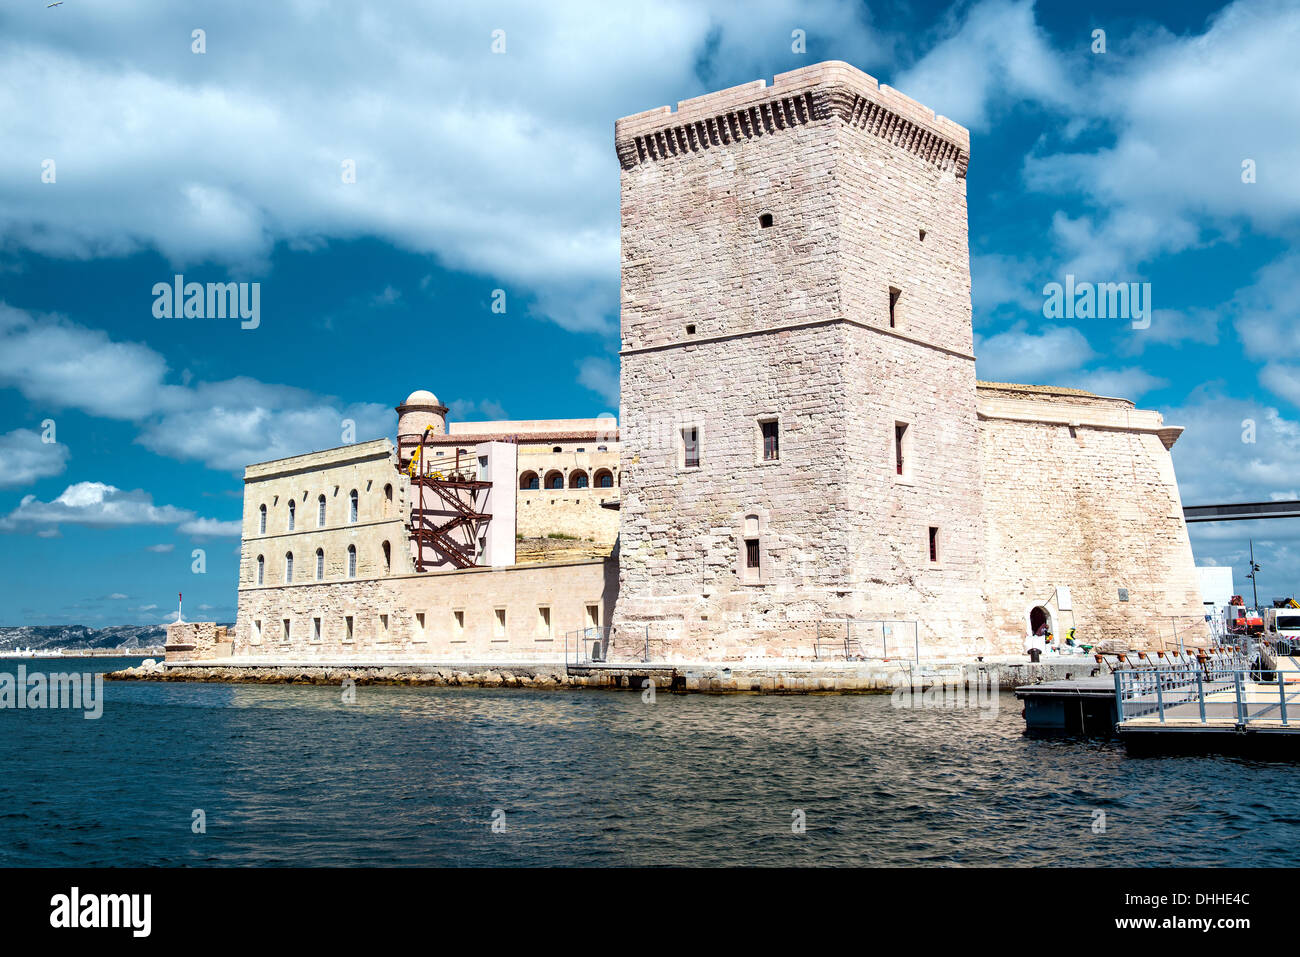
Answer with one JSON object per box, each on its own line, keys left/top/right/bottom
{"left": 402, "top": 429, "right": 492, "bottom": 572}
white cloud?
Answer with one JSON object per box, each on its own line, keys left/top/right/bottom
{"left": 0, "top": 480, "right": 233, "bottom": 537}
{"left": 0, "top": 481, "right": 190, "bottom": 531}
{"left": 973, "top": 323, "right": 1096, "bottom": 384}
{"left": 577, "top": 357, "right": 620, "bottom": 406}
{"left": 1076, "top": 367, "right": 1169, "bottom": 401}
{"left": 177, "top": 518, "right": 242, "bottom": 538}
{"left": 0, "top": 303, "right": 395, "bottom": 471}
{"left": 0, "top": 428, "right": 69, "bottom": 488}
{"left": 894, "top": 0, "right": 1072, "bottom": 132}
{"left": 145, "top": 544, "right": 175, "bottom": 553}
{"left": 1023, "top": 0, "right": 1300, "bottom": 273}
{"left": 0, "top": 0, "right": 884, "bottom": 329}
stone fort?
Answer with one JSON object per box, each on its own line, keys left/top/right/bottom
{"left": 203, "top": 62, "right": 1206, "bottom": 665}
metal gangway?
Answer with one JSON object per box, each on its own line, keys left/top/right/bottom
{"left": 1115, "top": 653, "right": 1300, "bottom": 729}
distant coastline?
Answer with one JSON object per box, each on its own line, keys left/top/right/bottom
{"left": 0, "top": 623, "right": 204, "bottom": 656}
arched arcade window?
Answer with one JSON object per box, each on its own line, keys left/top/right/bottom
{"left": 519, "top": 471, "right": 539, "bottom": 490}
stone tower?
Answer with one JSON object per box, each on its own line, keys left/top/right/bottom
{"left": 613, "top": 61, "right": 987, "bottom": 658}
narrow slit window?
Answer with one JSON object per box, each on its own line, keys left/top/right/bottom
{"left": 761, "top": 419, "right": 779, "bottom": 461}
{"left": 895, "top": 423, "right": 908, "bottom": 476}
{"left": 888, "top": 287, "right": 902, "bottom": 329}
{"left": 745, "top": 538, "right": 760, "bottom": 569}
{"left": 758, "top": 213, "right": 773, "bottom": 228}
{"left": 929, "top": 527, "right": 940, "bottom": 563}
{"left": 682, "top": 427, "right": 700, "bottom": 469}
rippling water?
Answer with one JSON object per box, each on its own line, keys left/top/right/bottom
{"left": 1, "top": 656, "right": 1298, "bottom": 866}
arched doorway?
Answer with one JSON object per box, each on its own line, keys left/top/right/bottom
{"left": 1029, "top": 605, "right": 1052, "bottom": 637}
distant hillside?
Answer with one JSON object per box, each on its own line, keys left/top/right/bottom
{"left": 0, "top": 624, "right": 177, "bottom": 651}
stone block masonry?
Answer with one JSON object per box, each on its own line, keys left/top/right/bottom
{"left": 172, "top": 59, "right": 1212, "bottom": 678}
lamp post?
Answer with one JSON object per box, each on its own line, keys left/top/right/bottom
{"left": 1246, "top": 540, "right": 1261, "bottom": 611}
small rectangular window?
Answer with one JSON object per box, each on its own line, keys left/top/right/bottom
{"left": 929, "top": 527, "right": 940, "bottom": 563}
{"left": 379, "top": 613, "right": 389, "bottom": 640}
{"left": 889, "top": 286, "right": 902, "bottom": 328}
{"left": 414, "top": 612, "right": 426, "bottom": 642}
{"left": 252, "top": 619, "right": 262, "bottom": 644}
{"left": 344, "top": 615, "right": 354, "bottom": 641}
{"left": 586, "top": 604, "right": 600, "bottom": 628}
{"left": 453, "top": 609, "right": 465, "bottom": 638}
{"left": 494, "top": 607, "right": 507, "bottom": 639}
{"left": 746, "top": 538, "right": 760, "bottom": 569}
{"left": 760, "top": 419, "right": 779, "bottom": 461}
{"left": 282, "top": 618, "right": 291, "bottom": 642}
{"left": 312, "top": 617, "right": 321, "bottom": 642}
{"left": 537, "top": 606, "right": 551, "bottom": 639}
{"left": 895, "top": 423, "right": 908, "bottom": 476}
{"left": 682, "top": 427, "right": 700, "bottom": 469}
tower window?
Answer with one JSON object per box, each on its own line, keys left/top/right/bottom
{"left": 682, "top": 427, "right": 700, "bottom": 469}
{"left": 895, "top": 423, "right": 908, "bottom": 476}
{"left": 888, "top": 287, "right": 902, "bottom": 329}
{"left": 758, "top": 213, "right": 773, "bottom": 228}
{"left": 928, "top": 527, "right": 940, "bottom": 563}
{"left": 918, "top": 228, "right": 927, "bottom": 241}
{"left": 347, "top": 544, "right": 357, "bottom": 578}
{"left": 315, "top": 548, "right": 324, "bottom": 580}
{"left": 760, "top": 419, "right": 779, "bottom": 461}
{"left": 382, "top": 540, "right": 391, "bottom": 573}
{"left": 283, "top": 618, "right": 291, "bottom": 642}
{"left": 287, "top": 499, "right": 295, "bottom": 531}
{"left": 284, "top": 552, "right": 294, "bottom": 583}
{"left": 317, "top": 494, "right": 326, "bottom": 527}
{"left": 345, "top": 615, "right": 354, "bottom": 641}
{"left": 258, "top": 504, "right": 266, "bottom": 534}
{"left": 745, "top": 538, "right": 761, "bottom": 569}
{"left": 685, "top": 324, "right": 696, "bottom": 335}
{"left": 256, "top": 554, "right": 264, "bottom": 585}
{"left": 349, "top": 489, "right": 358, "bottom": 524}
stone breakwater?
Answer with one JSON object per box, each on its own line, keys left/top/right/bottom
{"left": 105, "top": 658, "right": 1107, "bottom": 694}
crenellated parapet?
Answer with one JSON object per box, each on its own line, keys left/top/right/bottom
{"left": 615, "top": 60, "right": 969, "bottom": 176}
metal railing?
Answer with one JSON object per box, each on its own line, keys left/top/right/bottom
{"left": 1116, "top": 666, "right": 1300, "bottom": 726}
{"left": 814, "top": 619, "right": 919, "bottom": 662}
{"left": 563, "top": 626, "right": 650, "bottom": 668}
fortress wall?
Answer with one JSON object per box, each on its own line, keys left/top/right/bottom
{"left": 516, "top": 490, "right": 620, "bottom": 542}
{"left": 617, "top": 326, "right": 853, "bottom": 660}
{"left": 233, "top": 559, "right": 617, "bottom": 660}
{"left": 978, "top": 396, "right": 1208, "bottom": 652}
{"left": 833, "top": 95, "right": 985, "bottom": 656}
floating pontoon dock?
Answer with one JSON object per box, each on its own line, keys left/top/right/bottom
{"left": 1115, "top": 654, "right": 1300, "bottom": 753}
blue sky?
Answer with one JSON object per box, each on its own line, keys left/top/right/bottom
{"left": 1, "top": 0, "right": 1297, "bottom": 626}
